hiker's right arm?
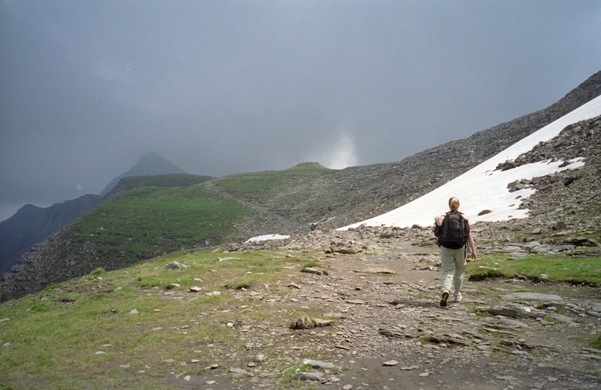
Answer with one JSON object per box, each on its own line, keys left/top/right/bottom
{"left": 467, "top": 232, "right": 476, "bottom": 260}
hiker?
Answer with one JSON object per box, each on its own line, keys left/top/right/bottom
{"left": 434, "top": 196, "right": 476, "bottom": 307}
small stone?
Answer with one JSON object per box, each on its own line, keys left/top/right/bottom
{"left": 301, "top": 267, "right": 327, "bottom": 276}
{"left": 165, "top": 261, "right": 188, "bottom": 271}
{"left": 302, "top": 359, "right": 339, "bottom": 370}
{"left": 313, "top": 318, "right": 334, "bottom": 327}
{"left": 383, "top": 360, "right": 399, "bottom": 366}
{"left": 129, "top": 309, "right": 139, "bottom": 315}
{"left": 189, "top": 286, "right": 202, "bottom": 292}
{"left": 229, "top": 367, "right": 253, "bottom": 378}
{"left": 293, "top": 372, "right": 323, "bottom": 381}
{"left": 335, "top": 344, "right": 351, "bottom": 350}
{"left": 400, "top": 365, "right": 419, "bottom": 370}
{"left": 360, "top": 267, "right": 395, "bottom": 274}
{"left": 291, "top": 315, "right": 315, "bottom": 329}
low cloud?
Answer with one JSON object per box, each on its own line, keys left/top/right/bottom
{"left": 308, "top": 132, "right": 357, "bottom": 170}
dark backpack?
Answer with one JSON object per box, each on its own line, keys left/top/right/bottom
{"left": 434, "top": 211, "right": 469, "bottom": 249}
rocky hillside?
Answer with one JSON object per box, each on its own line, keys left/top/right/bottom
{"left": 1, "top": 71, "right": 600, "bottom": 302}
{"left": 221, "top": 70, "right": 601, "bottom": 234}
{"left": 0, "top": 194, "right": 102, "bottom": 275}
{"left": 0, "top": 152, "right": 194, "bottom": 279}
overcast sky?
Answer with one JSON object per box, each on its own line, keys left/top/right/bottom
{"left": 1, "top": 0, "right": 600, "bottom": 221}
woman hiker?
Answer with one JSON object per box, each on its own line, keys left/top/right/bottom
{"left": 434, "top": 196, "right": 477, "bottom": 307}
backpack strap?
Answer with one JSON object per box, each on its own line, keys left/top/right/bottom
{"left": 441, "top": 211, "right": 454, "bottom": 240}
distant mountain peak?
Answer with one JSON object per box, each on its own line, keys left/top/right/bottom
{"left": 101, "top": 152, "right": 187, "bottom": 196}
{"left": 126, "top": 151, "right": 186, "bottom": 176}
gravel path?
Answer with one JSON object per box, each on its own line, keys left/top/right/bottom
{"left": 165, "top": 234, "right": 601, "bottom": 389}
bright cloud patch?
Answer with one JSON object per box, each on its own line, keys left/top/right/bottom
{"left": 326, "top": 133, "right": 357, "bottom": 169}
{"left": 308, "top": 132, "right": 357, "bottom": 170}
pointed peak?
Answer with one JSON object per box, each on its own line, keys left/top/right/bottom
{"left": 100, "top": 152, "right": 187, "bottom": 196}
{"left": 126, "top": 152, "right": 187, "bottom": 176}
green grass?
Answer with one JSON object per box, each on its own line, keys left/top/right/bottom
{"left": 214, "top": 163, "right": 337, "bottom": 210}
{"left": 468, "top": 253, "right": 601, "bottom": 285}
{"left": 591, "top": 334, "right": 601, "bottom": 350}
{"left": 113, "top": 174, "right": 212, "bottom": 192}
{"left": 0, "top": 248, "right": 317, "bottom": 389}
{"left": 301, "top": 261, "right": 321, "bottom": 270}
{"left": 278, "top": 363, "right": 314, "bottom": 384}
{"left": 62, "top": 185, "right": 251, "bottom": 270}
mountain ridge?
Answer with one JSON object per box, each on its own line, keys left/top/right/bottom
{"left": 1, "top": 71, "right": 600, "bottom": 301}
{"left": 0, "top": 194, "right": 102, "bottom": 276}
{"left": 0, "top": 152, "right": 192, "bottom": 278}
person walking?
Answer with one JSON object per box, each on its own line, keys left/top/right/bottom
{"left": 434, "top": 197, "right": 476, "bottom": 307}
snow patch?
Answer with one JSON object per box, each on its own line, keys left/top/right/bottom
{"left": 245, "top": 234, "right": 291, "bottom": 243}
{"left": 340, "top": 95, "right": 601, "bottom": 229}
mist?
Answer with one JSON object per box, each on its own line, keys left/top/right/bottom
{"left": 1, "top": 0, "right": 600, "bottom": 221}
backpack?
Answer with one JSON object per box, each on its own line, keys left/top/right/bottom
{"left": 434, "top": 211, "right": 469, "bottom": 249}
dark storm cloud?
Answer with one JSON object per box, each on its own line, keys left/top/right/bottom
{"left": 1, "top": 0, "right": 600, "bottom": 220}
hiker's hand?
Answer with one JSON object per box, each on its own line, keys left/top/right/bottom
{"left": 471, "top": 251, "right": 477, "bottom": 261}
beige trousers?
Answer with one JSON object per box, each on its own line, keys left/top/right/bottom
{"left": 440, "top": 245, "right": 466, "bottom": 297}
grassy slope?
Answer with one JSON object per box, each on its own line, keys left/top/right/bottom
{"left": 64, "top": 183, "right": 251, "bottom": 269}
{"left": 215, "top": 163, "right": 337, "bottom": 207}
{"left": 0, "top": 167, "right": 348, "bottom": 302}
{"left": 0, "top": 247, "right": 600, "bottom": 389}
{"left": 469, "top": 252, "right": 601, "bottom": 285}
{"left": 0, "top": 248, "right": 318, "bottom": 389}
{"left": 73, "top": 164, "right": 339, "bottom": 266}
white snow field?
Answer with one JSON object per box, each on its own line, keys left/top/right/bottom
{"left": 245, "top": 234, "right": 291, "bottom": 243}
{"left": 340, "top": 95, "right": 601, "bottom": 230}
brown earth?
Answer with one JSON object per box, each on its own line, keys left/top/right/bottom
{"left": 165, "top": 233, "right": 601, "bottom": 390}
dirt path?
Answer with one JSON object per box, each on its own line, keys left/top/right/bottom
{"left": 306, "top": 242, "right": 601, "bottom": 390}
{"left": 172, "top": 238, "right": 601, "bottom": 389}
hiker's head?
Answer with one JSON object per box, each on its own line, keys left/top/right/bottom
{"left": 448, "top": 197, "right": 460, "bottom": 211}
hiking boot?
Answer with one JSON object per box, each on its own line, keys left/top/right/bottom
{"left": 454, "top": 293, "right": 463, "bottom": 302}
{"left": 440, "top": 291, "right": 449, "bottom": 307}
